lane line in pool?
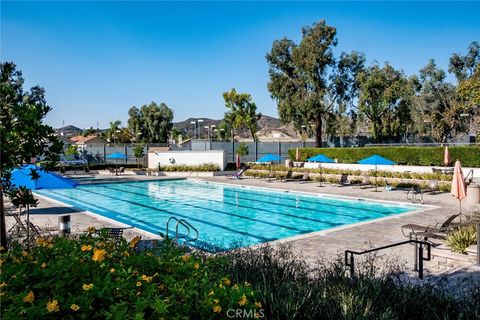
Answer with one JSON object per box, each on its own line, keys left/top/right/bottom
{"left": 73, "top": 187, "right": 275, "bottom": 242}
{"left": 115, "top": 184, "right": 349, "bottom": 226}
{"left": 181, "top": 181, "right": 403, "bottom": 214}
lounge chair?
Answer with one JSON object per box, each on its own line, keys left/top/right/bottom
{"left": 422, "top": 179, "right": 439, "bottom": 194}
{"left": 108, "top": 168, "right": 116, "bottom": 175}
{"left": 401, "top": 214, "right": 460, "bottom": 238}
{"left": 338, "top": 174, "right": 351, "bottom": 186}
{"left": 405, "top": 179, "right": 440, "bottom": 203}
{"left": 277, "top": 170, "right": 293, "bottom": 182}
{"left": 228, "top": 167, "right": 247, "bottom": 180}
{"left": 298, "top": 172, "right": 310, "bottom": 184}
{"left": 353, "top": 174, "right": 371, "bottom": 189}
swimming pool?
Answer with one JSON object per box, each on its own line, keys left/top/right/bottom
{"left": 36, "top": 179, "right": 419, "bottom": 250}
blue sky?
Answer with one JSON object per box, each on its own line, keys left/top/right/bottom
{"left": 2, "top": 1, "right": 479, "bottom": 129}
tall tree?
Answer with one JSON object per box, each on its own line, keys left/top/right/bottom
{"left": 414, "top": 59, "right": 468, "bottom": 143}
{"left": 106, "top": 120, "right": 122, "bottom": 142}
{"left": 127, "top": 102, "right": 173, "bottom": 143}
{"left": 357, "top": 63, "right": 414, "bottom": 142}
{"left": 1, "top": 62, "right": 62, "bottom": 249}
{"left": 448, "top": 41, "right": 479, "bottom": 82}
{"left": 222, "top": 89, "right": 261, "bottom": 141}
{"left": 266, "top": 20, "right": 365, "bottom": 147}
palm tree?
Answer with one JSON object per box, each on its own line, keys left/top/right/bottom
{"left": 107, "top": 120, "right": 121, "bottom": 142}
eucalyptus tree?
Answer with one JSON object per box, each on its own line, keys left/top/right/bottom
{"left": 127, "top": 102, "right": 174, "bottom": 143}
{"left": 223, "top": 89, "right": 261, "bottom": 141}
{"left": 357, "top": 63, "right": 415, "bottom": 142}
{"left": 0, "top": 62, "right": 62, "bottom": 249}
{"left": 266, "top": 20, "right": 365, "bottom": 147}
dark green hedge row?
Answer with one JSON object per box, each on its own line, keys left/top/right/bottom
{"left": 288, "top": 146, "right": 480, "bottom": 167}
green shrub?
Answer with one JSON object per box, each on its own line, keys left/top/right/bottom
{"left": 158, "top": 163, "right": 220, "bottom": 172}
{"left": 288, "top": 146, "right": 480, "bottom": 167}
{"left": 0, "top": 231, "right": 259, "bottom": 319}
{"left": 446, "top": 225, "right": 478, "bottom": 254}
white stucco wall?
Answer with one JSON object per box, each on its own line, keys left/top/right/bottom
{"left": 148, "top": 150, "right": 227, "bottom": 170}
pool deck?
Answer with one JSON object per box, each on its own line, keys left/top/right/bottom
{"left": 5, "top": 175, "right": 479, "bottom": 276}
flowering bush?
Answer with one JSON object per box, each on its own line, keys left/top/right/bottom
{"left": 0, "top": 230, "right": 261, "bottom": 319}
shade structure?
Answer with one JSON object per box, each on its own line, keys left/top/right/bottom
{"left": 11, "top": 164, "right": 78, "bottom": 190}
{"left": 444, "top": 146, "right": 451, "bottom": 166}
{"left": 257, "top": 154, "right": 282, "bottom": 163}
{"left": 106, "top": 152, "right": 127, "bottom": 159}
{"left": 451, "top": 160, "right": 466, "bottom": 216}
{"left": 295, "top": 148, "right": 300, "bottom": 161}
{"left": 307, "top": 154, "right": 335, "bottom": 187}
{"left": 307, "top": 154, "right": 335, "bottom": 163}
{"left": 357, "top": 155, "right": 396, "bottom": 192}
{"left": 236, "top": 153, "right": 241, "bottom": 169}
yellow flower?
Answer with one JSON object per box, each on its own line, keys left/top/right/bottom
{"left": 129, "top": 236, "right": 141, "bottom": 249}
{"left": 0, "top": 246, "right": 5, "bottom": 251}
{"left": 244, "top": 281, "right": 251, "bottom": 287}
{"left": 136, "top": 281, "right": 142, "bottom": 287}
{"left": 233, "top": 284, "right": 239, "bottom": 290}
{"left": 238, "top": 294, "right": 247, "bottom": 306}
{"left": 0, "top": 259, "right": 3, "bottom": 266}
{"left": 0, "top": 282, "right": 6, "bottom": 288}
{"left": 82, "top": 283, "right": 93, "bottom": 291}
{"left": 36, "top": 237, "right": 45, "bottom": 246}
{"left": 87, "top": 226, "right": 96, "bottom": 234}
{"left": 213, "top": 299, "right": 219, "bottom": 304}
{"left": 22, "top": 250, "right": 29, "bottom": 257}
{"left": 221, "top": 278, "right": 231, "bottom": 286}
{"left": 122, "top": 251, "right": 130, "bottom": 257}
{"left": 23, "top": 290, "right": 34, "bottom": 303}
{"left": 194, "top": 262, "right": 200, "bottom": 269}
{"left": 158, "top": 284, "right": 165, "bottom": 290}
{"left": 255, "top": 301, "right": 262, "bottom": 308}
{"left": 141, "top": 274, "right": 153, "bottom": 282}
{"left": 46, "top": 300, "right": 59, "bottom": 313}
{"left": 208, "top": 290, "right": 214, "bottom": 296}
{"left": 213, "top": 305, "right": 222, "bottom": 313}
{"left": 110, "top": 268, "right": 116, "bottom": 273}
{"left": 181, "top": 254, "right": 190, "bottom": 262}
{"left": 92, "top": 249, "right": 106, "bottom": 262}
{"left": 81, "top": 244, "right": 92, "bottom": 252}
{"left": 41, "top": 262, "right": 47, "bottom": 269}
{"left": 70, "top": 304, "right": 80, "bottom": 311}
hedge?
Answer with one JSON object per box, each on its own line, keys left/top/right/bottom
{"left": 288, "top": 146, "right": 480, "bottom": 167}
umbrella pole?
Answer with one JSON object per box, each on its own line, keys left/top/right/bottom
{"left": 26, "top": 203, "right": 30, "bottom": 250}
{"left": 375, "top": 164, "right": 378, "bottom": 192}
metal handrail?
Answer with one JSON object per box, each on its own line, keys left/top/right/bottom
{"left": 164, "top": 216, "right": 199, "bottom": 246}
{"left": 464, "top": 169, "right": 474, "bottom": 184}
{"left": 345, "top": 239, "right": 431, "bottom": 279}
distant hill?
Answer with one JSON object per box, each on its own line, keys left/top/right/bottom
{"left": 54, "top": 125, "right": 83, "bottom": 137}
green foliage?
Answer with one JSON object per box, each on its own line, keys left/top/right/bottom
{"left": 357, "top": 63, "right": 415, "bottom": 142}
{"left": 288, "top": 146, "right": 480, "bottom": 167}
{"left": 127, "top": 102, "right": 174, "bottom": 143}
{"left": 64, "top": 145, "right": 78, "bottom": 157}
{"left": 236, "top": 143, "right": 249, "bottom": 158}
{"left": 266, "top": 20, "right": 365, "bottom": 146}
{"left": 223, "top": 89, "right": 261, "bottom": 141}
{"left": 219, "top": 244, "right": 480, "bottom": 320}
{"left": 155, "top": 164, "right": 220, "bottom": 172}
{"left": 446, "top": 225, "right": 478, "bottom": 254}
{"left": 1, "top": 232, "right": 259, "bottom": 319}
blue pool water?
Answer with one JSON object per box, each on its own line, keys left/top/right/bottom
{"left": 36, "top": 180, "right": 418, "bottom": 250}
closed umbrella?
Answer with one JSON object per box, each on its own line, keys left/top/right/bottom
{"left": 451, "top": 160, "right": 466, "bottom": 218}
{"left": 444, "top": 146, "right": 451, "bottom": 167}
{"left": 307, "top": 154, "right": 335, "bottom": 187}
{"left": 106, "top": 152, "right": 128, "bottom": 175}
{"left": 295, "top": 148, "right": 300, "bottom": 161}
{"left": 357, "top": 155, "right": 396, "bottom": 192}
{"left": 236, "top": 153, "right": 241, "bottom": 169}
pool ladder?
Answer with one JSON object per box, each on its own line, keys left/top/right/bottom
{"left": 163, "top": 216, "right": 199, "bottom": 246}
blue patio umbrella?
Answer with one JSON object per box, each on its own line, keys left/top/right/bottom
{"left": 11, "top": 164, "right": 78, "bottom": 190}
{"left": 307, "top": 154, "right": 335, "bottom": 187}
{"left": 307, "top": 154, "right": 335, "bottom": 163}
{"left": 10, "top": 164, "right": 77, "bottom": 245}
{"left": 357, "top": 155, "right": 396, "bottom": 191}
{"left": 257, "top": 154, "right": 282, "bottom": 163}
{"left": 106, "top": 152, "right": 127, "bottom": 175}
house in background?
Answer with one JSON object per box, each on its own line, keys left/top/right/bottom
{"left": 55, "top": 135, "right": 74, "bottom": 150}
{"left": 70, "top": 135, "right": 107, "bottom": 152}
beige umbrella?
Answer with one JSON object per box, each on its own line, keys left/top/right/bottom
{"left": 450, "top": 160, "right": 466, "bottom": 218}
{"left": 295, "top": 147, "right": 300, "bottom": 161}
{"left": 443, "top": 146, "right": 451, "bottom": 167}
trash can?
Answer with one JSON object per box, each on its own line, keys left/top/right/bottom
{"left": 467, "top": 184, "right": 480, "bottom": 205}
{"left": 58, "top": 215, "right": 71, "bottom": 236}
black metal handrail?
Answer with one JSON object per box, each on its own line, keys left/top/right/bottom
{"left": 345, "top": 239, "right": 431, "bottom": 279}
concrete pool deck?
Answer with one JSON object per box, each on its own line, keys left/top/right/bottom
{"left": 5, "top": 175, "right": 479, "bottom": 276}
